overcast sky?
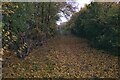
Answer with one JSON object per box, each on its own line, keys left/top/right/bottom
{"left": 57, "top": 0, "right": 92, "bottom": 25}
{"left": 77, "top": 0, "right": 92, "bottom": 10}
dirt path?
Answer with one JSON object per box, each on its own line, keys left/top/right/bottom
{"left": 2, "top": 35, "right": 119, "bottom": 78}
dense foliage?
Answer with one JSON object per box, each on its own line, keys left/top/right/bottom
{"left": 68, "top": 2, "right": 120, "bottom": 55}
{"left": 1, "top": 2, "right": 63, "bottom": 58}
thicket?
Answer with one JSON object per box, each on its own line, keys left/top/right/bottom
{"left": 1, "top": 2, "right": 76, "bottom": 59}
{"left": 67, "top": 2, "right": 120, "bottom": 56}
{"left": 1, "top": 2, "right": 61, "bottom": 58}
